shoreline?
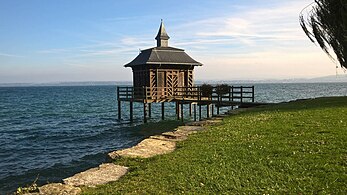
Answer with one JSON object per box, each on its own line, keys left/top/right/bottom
{"left": 18, "top": 96, "right": 347, "bottom": 194}
{"left": 20, "top": 110, "right": 236, "bottom": 194}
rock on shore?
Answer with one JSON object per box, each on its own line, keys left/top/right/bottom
{"left": 63, "top": 163, "right": 128, "bottom": 187}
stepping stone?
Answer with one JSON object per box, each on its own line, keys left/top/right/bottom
{"left": 38, "top": 183, "right": 81, "bottom": 195}
{"left": 108, "top": 138, "right": 176, "bottom": 159}
{"left": 63, "top": 163, "right": 128, "bottom": 187}
{"left": 177, "top": 126, "right": 205, "bottom": 132}
{"left": 150, "top": 132, "right": 188, "bottom": 142}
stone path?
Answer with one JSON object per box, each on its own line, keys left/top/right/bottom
{"left": 108, "top": 138, "right": 176, "bottom": 159}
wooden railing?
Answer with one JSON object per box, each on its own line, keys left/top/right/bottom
{"left": 117, "top": 86, "right": 254, "bottom": 103}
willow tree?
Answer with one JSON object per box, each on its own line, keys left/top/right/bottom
{"left": 300, "top": 0, "right": 347, "bottom": 69}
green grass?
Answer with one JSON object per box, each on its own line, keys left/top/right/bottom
{"left": 83, "top": 97, "right": 347, "bottom": 194}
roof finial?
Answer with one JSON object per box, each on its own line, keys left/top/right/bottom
{"left": 155, "top": 20, "right": 170, "bottom": 47}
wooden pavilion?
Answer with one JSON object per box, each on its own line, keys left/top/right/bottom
{"left": 124, "top": 20, "right": 202, "bottom": 98}
{"left": 117, "top": 21, "right": 258, "bottom": 122}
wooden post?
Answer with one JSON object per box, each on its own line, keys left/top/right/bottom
{"left": 217, "top": 91, "right": 221, "bottom": 115}
{"left": 129, "top": 101, "right": 133, "bottom": 122}
{"left": 181, "top": 101, "right": 184, "bottom": 122}
{"left": 189, "top": 103, "right": 192, "bottom": 116}
{"left": 118, "top": 100, "right": 121, "bottom": 120}
{"left": 231, "top": 86, "right": 234, "bottom": 101}
{"left": 211, "top": 104, "right": 214, "bottom": 117}
{"left": 176, "top": 101, "right": 180, "bottom": 120}
{"left": 194, "top": 103, "right": 197, "bottom": 121}
{"left": 240, "top": 86, "right": 243, "bottom": 103}
{"left": 161, "top": 102, "right": 165, "bottom": 120}
{"left": 252, "top": 86, "right": 255, "bottom": 102}
{"left": 143, "top": 103, "right": 147, "bottom": 123}
{"left": 207, "top": 104, "right": 210, "bottom": 118}
{"left": 199, "top": 104, "right": 202, "bottom": 121}
{"left": 148, "top": 103, "right": 152, "bottom": 118}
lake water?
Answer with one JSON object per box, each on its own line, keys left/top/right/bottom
{"left": 0, "top": 83, "right": 346, "bottom": 194}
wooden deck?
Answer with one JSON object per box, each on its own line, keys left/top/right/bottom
{"left": 117, "top": 86, "right": 266, "bottom": 122}
{"left": 117, "top": 86, "right": 254, "bottom": 103}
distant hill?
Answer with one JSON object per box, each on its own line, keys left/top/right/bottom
{"left": 197, "top": 74, "right": 347, "bottom": 84}
{"left": 307, "top": 74, "right": 347, "bottom": 83}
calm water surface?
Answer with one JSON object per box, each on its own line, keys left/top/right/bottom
{"left": 0, "top": 83, "right": 346, "bottom": 194}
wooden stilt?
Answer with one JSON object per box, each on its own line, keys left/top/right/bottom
{"left": 212, "top": 104, "right": 214, "bottom": 117}
{"left": 199, "top": 104, "right": 202, "bottom": 120}
{"left": 143, "top": 103, "right": 147, "bottom": 123}
{"left": 181, "top": 101, "right": 184, "bottom": 122}
{"left": 129, "top": 101, "right": 133, "bottom": 122}
{"left": 252, "top": 86, "right": 255, "bottom": 102}
{"left": 148, "top": 103, "right": 152, "bottom": 118}
{"left": 189, "top": 103, "right": 192, "bottom": 117}
{"left": 194, "top": 103, "right": 197, "bottom": 121}
{"left": 217, "top": 105, "right": 220, "bottom": 115}
{"left": 118, "top": 100, "right": 121, "bottom": 120}
{"left": 161, "top": 102, "right": 165, "bottom": 120}
{"left": 207, "top": 104, "right": 210, "bottom": 118}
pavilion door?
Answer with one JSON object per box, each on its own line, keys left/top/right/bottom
{"left": 166, "top": 71, "right": 179, "bottom": 97}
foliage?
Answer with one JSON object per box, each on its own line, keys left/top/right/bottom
{"left": 215, "top": 84, "right": 230, "bottom": 96}
{"left": 83, "top": 97, "right": 347, "bottom": 194}
{"left": 15, "top": 176, "right": 39, "bottom": 195}
{"left": 200, "top": 84, "right": 213, "bottom": 97}
{"left": 300, "top": 0, "right": 347, "bottom": 69}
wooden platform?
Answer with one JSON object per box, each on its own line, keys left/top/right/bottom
{"left": 117, "top": 86, "right": 265, "bottom": 122}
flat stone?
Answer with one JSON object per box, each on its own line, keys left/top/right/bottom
{"left": 38, "top": 183, "right": 81, "bottom": 195}
{"left": 184, "top": 121, "right": 206, "bottom": 126}
{"left": 150, "top": 132, "right": 188, "bottom": 142}
{"left": 63, "top": 163, "right": 128, "bottom": 187}
{"left": 177, "top": 125, "right": 205, "bottom": 132}
{"left": 108, "top": 138, "right": 176, "bottom": 159}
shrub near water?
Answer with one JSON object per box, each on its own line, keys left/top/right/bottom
{"left": 215, "top": 84, "right": 230, "bottom": 96}
{"left": 84, "top": 97, "right": 347, "bottom": 194}
{"left": 200, "top": 84, "right": 213, "bottom": 97}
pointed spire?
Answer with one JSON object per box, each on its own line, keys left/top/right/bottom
{"left": 155, "top": 19, "right": 170, "bottom": 47}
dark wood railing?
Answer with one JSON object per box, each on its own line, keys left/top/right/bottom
{"left": 117, "top": 86, "right": 254, "bottom": 103}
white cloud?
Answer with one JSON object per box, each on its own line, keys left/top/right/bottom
{"left": 168, "top": 0, "right": 338, "bottom": 80}
{"left": 186, "top": 1, "right": 309, "bottom": 44}
{"left": 0, "top": 52, "right": 24, "bottom": 58}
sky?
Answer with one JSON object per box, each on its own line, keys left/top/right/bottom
{"left": 0, "top": 0, "right": 345, "bottom": 83}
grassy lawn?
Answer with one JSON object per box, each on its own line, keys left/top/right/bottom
{"left": 83, "top": 97, "right": 347, "bottom": 194}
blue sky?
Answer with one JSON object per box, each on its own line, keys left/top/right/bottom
{"left": 0, "top": 0, "right": 343, "bottom": 83}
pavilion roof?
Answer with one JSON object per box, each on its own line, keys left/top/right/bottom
{"left": 124, "top": 46, "right": 202, "bottom": 67}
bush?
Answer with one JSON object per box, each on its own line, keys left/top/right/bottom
{"left": 216, "top": 84, "right": 230, "bottom": 96}
{"left": 200, "top": 84, "right": 213, "bottom": 97}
